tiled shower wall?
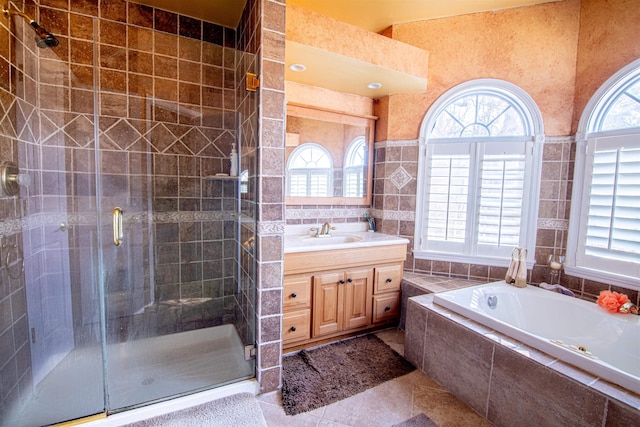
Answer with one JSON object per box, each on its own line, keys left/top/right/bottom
{"left": 0, "top": 0, "right": 263, "bottom": 412}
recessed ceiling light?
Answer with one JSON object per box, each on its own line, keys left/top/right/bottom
{"left": 289, "top": 63, "right": 306, "bottom": 72}
{"left": 367, "top": 82, "right": 382, "bottom": 89}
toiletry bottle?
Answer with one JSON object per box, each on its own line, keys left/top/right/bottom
{"left": 229, "top": 143, "right": 238, "bottom": 177}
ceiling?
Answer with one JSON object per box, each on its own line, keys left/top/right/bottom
{"left": 136, "top": 0, "right": 560, "bottom": 32}
{"left": 288, "top": 0, "right": 560, "bottom": 33}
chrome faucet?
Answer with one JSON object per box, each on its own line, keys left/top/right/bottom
{"left": 310, "top": 222, "right": 336, "bottom": 237}
{"left": 319, "top": 222, "right": 336, "bottom": 237}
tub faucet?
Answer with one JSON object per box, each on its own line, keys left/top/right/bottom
{"left": 319, "top": 222, "right": 336, "bottom": 237}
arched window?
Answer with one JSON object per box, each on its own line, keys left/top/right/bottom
{"left": 567, "top": 59, "right": 640, "bottom": 289}
{"left": 286, "top": 143, "right": 333, "bottom": 197}
{"left": 343, "top": 136, "right": 366, "bottom": 197}
{"left": 415, "top": 79, "right": 544, "bottom": 266}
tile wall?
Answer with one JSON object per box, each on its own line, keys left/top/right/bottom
{"left": 372, "top": 137, "right": 640, "bottom": 306}
{"left": 0, "top": 0, "right": 268, "bottom": 414}
{"left": 405, "top": 295, "right": 640, "bottom": 425}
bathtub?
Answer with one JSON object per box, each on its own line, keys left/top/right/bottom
{"left": 433, "top": 281, "right": 640, "bottom": 396}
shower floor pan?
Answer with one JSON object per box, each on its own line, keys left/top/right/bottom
{"left": 7, "top": 324, "right": 254, "bottom": 427}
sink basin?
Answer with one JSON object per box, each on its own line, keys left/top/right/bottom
{"left": 301, "top": 235, "right": 364, "bottom": 244}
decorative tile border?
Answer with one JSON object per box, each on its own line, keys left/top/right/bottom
{"left": 537, "top": 218, "right": 569, "bottom": 230}
{"left": 0, "top": 210, "right": 238, "bottom": 237}
{"left": 257, "top": 220, "right": 285, "bottom": 235}
{"left": 370, "top": 209, "right": 415, "bottom": 221}
{"left": 284, "top": 207, "right": 370, "bottom": 220}
{"left": 374, "top": 139, "right": 419, "bottom": 148}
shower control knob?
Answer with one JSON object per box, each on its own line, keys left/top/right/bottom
{"left": 290, "top": 326, "right": 296, "bottom": 332}
{"left": 386, "top": 278, "right": 393, "bottom": 283}
{"left": 291, "top": 293, "right": 297, "bottom": 298}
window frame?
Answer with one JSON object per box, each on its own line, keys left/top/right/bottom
{"left": 566, "top": 58, "right": 640, "bottom": 290}
{"left": 415, "top": 79, "right": 545, "bottom": 267}
{"left": 343, "top": 136, "right": 366, "bottom": 198}
{"left": 286, "top": 142, "right": 333, "bottom": 197}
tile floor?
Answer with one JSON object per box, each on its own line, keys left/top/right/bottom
{"left": 257, "top": 329, "right": 493, "bottom": 426}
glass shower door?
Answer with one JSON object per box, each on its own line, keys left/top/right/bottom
{"left": 0, "top": 10, "right": 106, "bottom": 427}
{"left": 98, "top": 104, "right": 255, "bottom": 412}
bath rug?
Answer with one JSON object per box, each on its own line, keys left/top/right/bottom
{"left": 393, "top": 413, "right": 439, "bottom": 427}
{"left": 123, "top": 392, "right": 267, "bottom": 427}
{"left": 281, "top": 334, "right": 415, "bottom": 415}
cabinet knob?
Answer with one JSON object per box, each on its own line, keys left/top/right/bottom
{"left": 384, "top": 306, "right": 391, "bottom": 312}
{"left": 339, "top": 279, "right": 345, "bottom": 284}
{"left": 347, "top": 278, "right": 353, "bottom": 283}
{"left": 291, "top": 292, "right": 297, "bottom": 298}
{"left": 290, "top": 326, "right": 297, "bottom": 332}
{"left": 386, "top": 278, "right": 393, "bottom": 283}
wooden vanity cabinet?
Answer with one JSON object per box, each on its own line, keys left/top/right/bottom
{"left": 313, "top": 268, "right": 373, "bottom": 337}
{"left": 283, "top": 244, "right": 406, "bottom": 351}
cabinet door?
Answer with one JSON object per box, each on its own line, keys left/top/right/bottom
{"left": 313, "top": 272, "right": 344, "bottom": 337}
{"left": 344, "top": 268, "right": 373, "bottom": 330}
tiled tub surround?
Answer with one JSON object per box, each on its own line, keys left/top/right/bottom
{"left": 405, "top": 294, "right": 640, "bottom": 426}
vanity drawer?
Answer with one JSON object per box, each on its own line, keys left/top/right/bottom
{"left": 374, "top": 264, "right": 403, "bottom": 293}
{"left": 283, "top": 309, "right": 311, "bottom": 344}
{"left": 372, "top": 292, "right": 400, "bottom": 323}
{"left": 283, "top": 275, "right": 312, "bottom": 311}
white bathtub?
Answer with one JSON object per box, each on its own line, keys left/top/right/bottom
{"left": 433, "top": 281, "right": 640, "bottom": 395}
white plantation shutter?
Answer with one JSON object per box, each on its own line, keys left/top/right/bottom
{"left": 578, "top": 135, "right": 640, "bottom": 273}
{"left": 424, "top": 143, "right": 471, "bottom": 254}
{"left": 415, "top": 80, "right": 543, "bottom": 266}
{"left": 478, "top": 155, "right": 525, "bottom": 246}
{"left": 568, "top": 60, "right": 640, "bottom": 288}
{"left": 287, "top": 143, "right": 333, "bottom": 197}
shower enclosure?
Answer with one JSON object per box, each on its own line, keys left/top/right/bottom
{"left": 0, "top": 2, "right": 258, "bottom": 426}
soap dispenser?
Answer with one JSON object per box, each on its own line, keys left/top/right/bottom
{"left": 229, "top": 143, "right": 238, "bottom": 177}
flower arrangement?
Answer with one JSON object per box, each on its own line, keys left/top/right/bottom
{"left": 597, "top": 290, "right": 639, "bottom": 315}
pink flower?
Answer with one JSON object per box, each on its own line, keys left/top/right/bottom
{"left": 597, "top": 290, "right": 630, "bottom": 313}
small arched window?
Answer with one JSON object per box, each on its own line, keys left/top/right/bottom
{"left": 286, "top": 143, "right": 333, "bottom": 197}
{"left": 343, "top": 137, "right": 366, "bottom": 197}
{"left": 415, "top": 79, "right": 544, "bottom": 266}
{"left": 567, "top": 59, "right": 640, "bottom": 289}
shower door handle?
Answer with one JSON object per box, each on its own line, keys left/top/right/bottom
{"left": 113, "top": 207, "right": 123, "bottom": 246}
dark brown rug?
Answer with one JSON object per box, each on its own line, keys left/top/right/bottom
{"left": 281, "top": 334, "right": 415, "bottom": 415}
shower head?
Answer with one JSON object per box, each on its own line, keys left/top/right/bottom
{"left": 31, "top": 21, "right": 59, "bottom": 48}
{"left": 3, "top": 5, "right": 59, "bottom": 49}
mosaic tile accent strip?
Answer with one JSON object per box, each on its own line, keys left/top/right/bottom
{"left": 537, "top": 218, "right": 569, "bottom": 230}
{"left": 388, "top": 166, "right": 413, "bottom": 190}
{"left": 0, "top": 210, "right": 237, "bottom": 237}
{"left": 257, "top": 221, "right": 285, "bottom": 235}
{"left": 284, "top": 207, "right": 370, "bottom": 220}
{"left": 374, "top": 139, "right": 419, "bottom": 148}
{"left": 370, "top": 209, "right": 416, "bottom": 221}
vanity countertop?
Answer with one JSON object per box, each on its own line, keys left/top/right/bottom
{"left": 284, "top": 223, "right": 409, "bottom": 254}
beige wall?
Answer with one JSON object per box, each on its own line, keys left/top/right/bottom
{"left": 370, "top": 0, "right": 640, "bottom": 300}
{"left": 572, "top": 0, "right": 640, "bottom": 131}
{"left": 378, "top": 0, "right": 582, "bottom": 140}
